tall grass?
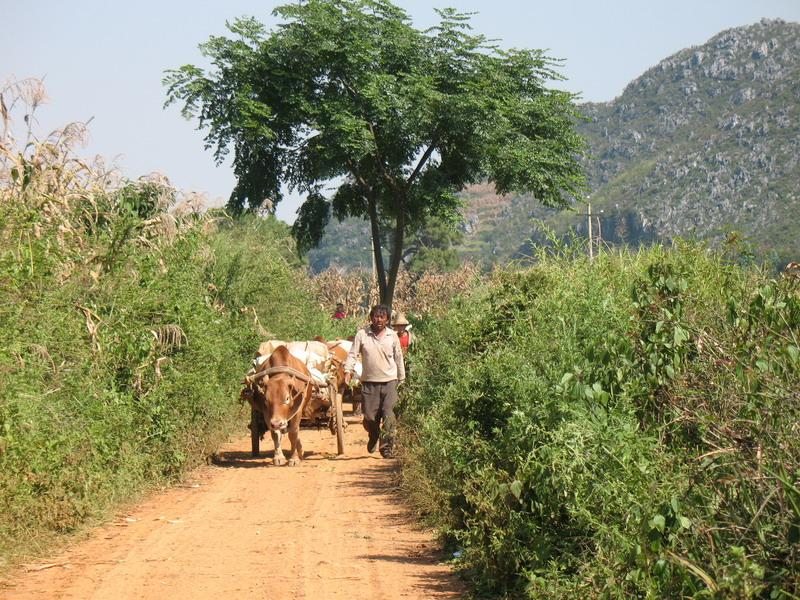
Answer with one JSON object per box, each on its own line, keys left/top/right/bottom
{"left": 0, "top": 80, "right": 333, "bottom": 565}
{"left": 400, "top": 242, "right": 799, "bottom": 598}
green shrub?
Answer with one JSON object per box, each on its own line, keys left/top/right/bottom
{"left": 400, "top": 242, "right": 799, "bottom": 598}
{"left": 0, "top": 175, "right": 332, "bottom": 562}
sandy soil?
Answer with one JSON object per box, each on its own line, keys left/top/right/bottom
{"left": 0, "top": 419, "right": 464, "bottom": 600}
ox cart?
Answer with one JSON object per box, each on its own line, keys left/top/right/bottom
{"left": 248, "top": 377, "right": 345, "bottom": 457}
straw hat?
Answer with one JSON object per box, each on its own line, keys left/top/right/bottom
{"left": 392, "top": 312, "right": 409, "bottom": 326}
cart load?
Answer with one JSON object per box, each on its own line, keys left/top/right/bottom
{"left": 241, "top": 339, "right": 356, "bottom": 462}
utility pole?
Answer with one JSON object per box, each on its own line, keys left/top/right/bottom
{"left": 580, "top": 196, "right": 603, "bottom": 260}
{"left": 596, "top": 213, "right": 603, "bottom": 250}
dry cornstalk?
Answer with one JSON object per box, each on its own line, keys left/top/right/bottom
{"left": 310, "top": 262, "right": 482, "bottom": 318}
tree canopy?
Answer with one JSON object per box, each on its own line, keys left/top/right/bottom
{"left": 164, "top": 0, "right": 587, "bottom": 307}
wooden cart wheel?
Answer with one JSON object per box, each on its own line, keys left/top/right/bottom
{"left": 250, "top": 406, "right": 261, "bottom": 457}
{"left": 332, "top": 388, "right": 345, "bottom": 456}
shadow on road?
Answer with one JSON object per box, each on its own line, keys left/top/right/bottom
{"left": 211, "top": 449, "right": 372, "bottom": 468}
{"left": 347, "top": 460, "right": 466, "bottom": 597}
{"left": 210, "top": 450, "right": 269, "bottom": 468}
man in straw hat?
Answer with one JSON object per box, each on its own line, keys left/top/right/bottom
{"left": 392, "top": 312, "right": 414, "bottom": 355}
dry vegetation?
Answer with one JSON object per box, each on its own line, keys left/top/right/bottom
{"left": 0, "top": 79, "right": 315, "bottom": 566}
{"left": 309, "top": 262, "right": 481, "bottom": 318}
{"left": 1, "top": 78, "right": 211, "bottom": 270}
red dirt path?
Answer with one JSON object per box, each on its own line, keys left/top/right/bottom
{"left": 0, "top": 424, "right": 464, "bottom": 600}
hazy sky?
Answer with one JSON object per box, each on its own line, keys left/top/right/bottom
{"left": 3, "top": 0, "right": 799, "bottom": 222}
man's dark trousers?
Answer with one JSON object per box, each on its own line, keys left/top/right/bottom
{"left": 360, "top": 380, "right": 398, "bottom": 455}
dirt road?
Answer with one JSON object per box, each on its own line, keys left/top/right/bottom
{"left": 0, "top": 421, "right": 464, "bottom": 600}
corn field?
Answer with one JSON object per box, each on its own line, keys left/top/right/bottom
{"left": 309, "top": 262, "right": 481, "bottom": 319}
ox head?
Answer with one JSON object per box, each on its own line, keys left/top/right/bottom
{"left": 249, "top": 346, "right": 315, "bottom": 434}
{"left": 239, "top": 384, "right": 255, "bottom": 407}
{"left": 261, "top": 374, "right": 308, "bottom": 434}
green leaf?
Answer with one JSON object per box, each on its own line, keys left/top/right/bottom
{"left": 649, "top": 514, "right": 666, "bottom": 533}
{"left": 509, "top": 480, "right": 523, "bottom": 500}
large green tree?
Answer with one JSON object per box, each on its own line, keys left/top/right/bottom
{"left": 164, "top": 0, "right": 586, "bottom": 307}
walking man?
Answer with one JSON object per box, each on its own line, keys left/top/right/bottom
{"left": 344, "top": 304, "right": 405, "bottom": 458}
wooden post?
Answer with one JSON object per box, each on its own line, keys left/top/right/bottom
{"left": 596, "top": 214, "right": 603, "bottom": 250}
{"left": 587, "top": 202, "right": 594, "bottom": 260}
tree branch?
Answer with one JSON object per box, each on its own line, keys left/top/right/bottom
{"left": 367, "top": 122, "right": 398, "bottom": 191}
{"left": 406, "top": 139, "right": 438, "bottom": 188}
{"left": 346, "top": 159, "right": 372, "bottom": 196}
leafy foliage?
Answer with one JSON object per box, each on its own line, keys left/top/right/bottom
{"left": 0, "top": 89, "right": 335, "bottom": 565}
{"left": 164, "top": 0, "right": 587, "bottom": 305}
{"left": 400, "top": 243, "right": 800, "bottom": 598}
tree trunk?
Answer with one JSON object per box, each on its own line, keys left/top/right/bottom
{"left": 383, "top": 190, "right": 407, "bottom": 310}
{"left": 367, "top": 197, "right": 388, "bottom": 303}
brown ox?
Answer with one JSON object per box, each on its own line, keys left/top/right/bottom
{"left": 246, "top": 345, "right": 324, "bottom": 466}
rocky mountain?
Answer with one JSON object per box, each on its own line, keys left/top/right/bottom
{"left": 307, "top": 19, "right": 799, "bottom": 272}
{"left": 575, "top": 18, "right": 799, "bottom": 265}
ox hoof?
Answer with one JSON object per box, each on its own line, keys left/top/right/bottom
{"left": 273, "top": 457, "right": 287, "bottom": 466}
{"left": 287, "top": 458, "right": 301, "bottom": 467}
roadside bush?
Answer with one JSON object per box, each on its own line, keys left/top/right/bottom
{"left": 400, "top": 242, "right": 799, "bottom": 598}
{"left": 0, "top": 84, "right": 333, "bottom": 563}
{"left": 0, "top": 198, "right": 328, "bottom": 562}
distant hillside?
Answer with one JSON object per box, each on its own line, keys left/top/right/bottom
{"left": 578, "top": 18, "right": 799, "bottom": 262}
{"left": 307, "top": 19, "right": 800, "bottom": 271}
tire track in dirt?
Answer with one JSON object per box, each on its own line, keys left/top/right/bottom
{"left": 0, "top": 421, "right": 464, "bottom": 600}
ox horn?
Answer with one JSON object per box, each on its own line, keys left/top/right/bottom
{"left": 244, "top": 371, "right": 269, "bottom": 385}
{"left": 248, "top": 369, "right": 269, "bottom": 381}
